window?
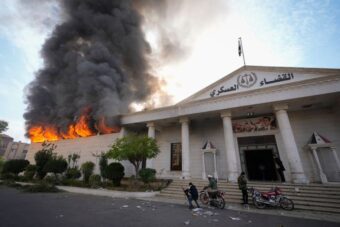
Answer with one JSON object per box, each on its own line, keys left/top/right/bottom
{"left": 170, "top": 143, "right": 182, "bottom": 171}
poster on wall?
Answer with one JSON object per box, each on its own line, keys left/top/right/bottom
{"left": 232, "top": 116, "right": 276, "bottom": 133}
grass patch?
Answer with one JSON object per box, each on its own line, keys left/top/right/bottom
{"left": 21, "top": 183, "right": 60, "bottom": 193}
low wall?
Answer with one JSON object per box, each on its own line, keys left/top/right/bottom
{"left": 25, "top": 133, "right": 135, "bottom": 176}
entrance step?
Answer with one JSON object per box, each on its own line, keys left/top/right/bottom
{"left": 158, "top": 179, "right": 340, "bottom": 214}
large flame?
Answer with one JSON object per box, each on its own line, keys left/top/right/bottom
{"left": 29, "top": 114, "right": 119, "bottom": 143}
{"left": 97, "top": 117, "right": 121, "bottom": 134}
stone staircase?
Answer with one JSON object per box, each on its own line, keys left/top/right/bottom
{"left": 158, "top": 179, "right": 340, "bottom": 214}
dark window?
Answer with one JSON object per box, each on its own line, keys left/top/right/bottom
{"left": 170, "top": 143, "right": 182, "bottom": 171}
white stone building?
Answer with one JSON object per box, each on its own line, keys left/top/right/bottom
{"left": 4, "top": 141, "right": 30, "bottom": 160}
{"left": 26, "top": 65, "right": 340, "bottom": 184}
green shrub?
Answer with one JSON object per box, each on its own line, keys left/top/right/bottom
{"left": 89, "top": 174, "right": 101, "bottom": 188}
{"left": 44, "top": 174, "right": 58, "bottom": 185}
{"left": 139, "top": 168, "right": 156, "bottom": 184}
{"left": 2, "top": 159, "right": 29, "bottom": 175}
{"left": 1, "top": 172, "right": 17, "bottom": 180}
{"left": 34, "top": 143, "right": 55, "bottom": 179}
{"left": 105, "top": 162, "right": 124, "bottom": 186}
{"left": 24, "top": 165, "right": 37, "bottom": 180}
{"left": 81, "top": 161, "right": 95, "bottom": 183}
{"left": 65, "top": 167, "right": 81, "bottom": 179}
{"left": 22, "top": 182, "right": 59, "bottom": 193}
{"left": 61, "top": 178, "right": 86, "bottom": 187}
{"left": 43, "top": 156, "right": 67, "bottom": 176}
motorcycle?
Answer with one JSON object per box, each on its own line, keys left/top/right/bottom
{"left": 199, "top": 188, "right": 225, "bottom": 209}
{"left": 249, "top": 186, "right": 294, "bottom": 210}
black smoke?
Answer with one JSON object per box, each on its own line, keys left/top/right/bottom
{"left": 24, "top": 0, "right": 161, "bottom": 135}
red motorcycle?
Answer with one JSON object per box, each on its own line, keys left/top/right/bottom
{"left": 249, "top": 187, "right": 294, "bottom": 210}
{"left": 199, "top": 188, "right": 226, "bottom": 209}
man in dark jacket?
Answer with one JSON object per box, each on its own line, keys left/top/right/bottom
{"left": 184, "top": 182, "right": 200, "bottom": 209}
{"left": 237, "top": 172, "right": 248, "bottom": 206}
{"left": 274, "top": 155, "right": 286, "bottom": 182}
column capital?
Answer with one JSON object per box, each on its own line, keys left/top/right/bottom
{"left": 273, "top": 103, "right": 289, "bottom": 112}
{"left": 179, "top": 117, "right": 190, "bottom": 124}
{"left": 146, "top": 122, "right": 155, "bottom": 128}
{"left": 220, "top": 110, "right": 232, "bottom": 118}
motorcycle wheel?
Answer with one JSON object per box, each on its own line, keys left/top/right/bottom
{"left": 253, "top": 197, "right": 266, "bottom": 209}
{"left": 216, "top": 196, "right": 225, "bottom": 209}
{"left": 199, "top": 192, "right": 209, "bottom": 205}
{"left": 280, "top": 197, "right": 294, "bottom": 211}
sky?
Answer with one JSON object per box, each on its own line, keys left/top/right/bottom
{"left": 1, "top": 0, "right": 340, "bottom": 142}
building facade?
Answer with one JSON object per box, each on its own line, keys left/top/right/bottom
{"left": 26, "top": 66, "right": 340, "bottom": 184}
{"left": 0, "top": 134, "right": 14, "bottom": 157}
{"left": 4, "top": 141, "right": 30, "bottom": 160}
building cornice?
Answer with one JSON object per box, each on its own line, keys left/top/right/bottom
{"left": 121, "top": 73, "right": 340, "bottom": 125}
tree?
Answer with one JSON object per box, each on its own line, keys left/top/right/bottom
{"left": 1, "top": 159, "right": 29, "bottom": 175}
{"left": 0, "top": 120, "right": 8, "bottom": 133}
{"left": 67, "top": 153, "right": 80, "bottom": 169}
{"left": 106, "top": 134, "right": 160, "bottom": 177}
{"left": 43, "top": 155, "right": 68, "bottom": 177}
{"left": 99, "top": 153, "right": 108, "bottom": 180}
{"left": 81, "top": 161, "right": 95, "bottom": 183}
{"left": 34, "top": 142, "right": 56, "bottom": 179}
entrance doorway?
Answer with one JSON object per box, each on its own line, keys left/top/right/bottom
{"left": 238, "top": 135, "right": 283, "bottom": 182}
{"left": 244, "top": 149, "right": 277, "bottom": 181}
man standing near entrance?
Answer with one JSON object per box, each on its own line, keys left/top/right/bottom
{"left": 274, "top": 155, "right": 286, "bottom": 182}
{"left": 238, "top": 172, "right": 248, "bottom": 206}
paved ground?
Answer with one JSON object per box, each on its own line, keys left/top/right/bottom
{"left": 0, "top": 186, "right": 338, "bottom": 227}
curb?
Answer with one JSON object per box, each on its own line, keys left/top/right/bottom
{"left": 57, "top": 185, "right": 160, "bottom": 198}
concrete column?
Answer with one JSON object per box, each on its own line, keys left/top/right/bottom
{"left": 202, "top": 152, "right": 206, "bottom": 179}
{"left": 213, "top": 151, "right": 218, "bottom": 179}
{"left": 180, "top": 117, "right": 190, "bottom": 179}
{"left": 331, "top": 147, "right": 340, "bottom": 171}
{"left": 221, "top": 111, "right": 238, "bottom": 182}
{"left": 311, "top": 147, "right": 328, "bottom": 183}
{"left": 146, "top": 122, "right": 156, "bottom": 168}
{"left": 274, "top": 104, "right": 308, "bottom": 183}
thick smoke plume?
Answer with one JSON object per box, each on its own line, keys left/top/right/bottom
{"left": 24, "top": 0, "right": 162, "bottom": 136}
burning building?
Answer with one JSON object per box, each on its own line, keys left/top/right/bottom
{"left": 27, "top": 65, "right": 340, "bottom": 182}
{"left": 25, "top": 1, "right": 340, "bottom": 183}
{"left": 24, "top": 0, "right": 161, "bottom": 143}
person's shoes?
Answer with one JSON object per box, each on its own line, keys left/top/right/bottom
{"left": 189, "top": 206, "right": 194, "bottom": 209}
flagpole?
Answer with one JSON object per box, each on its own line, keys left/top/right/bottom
{"left": 238, "top": 37, "right": 246, "bottom": 66}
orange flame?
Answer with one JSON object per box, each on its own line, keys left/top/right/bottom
{"left": 97, "top": 117, "right": 121, "bottom": 134}
{"left": 29, "top": 114, "right": 120, "bottom": 143}
{"left": 74, "top": 115, "right": 95, "bottom": 137}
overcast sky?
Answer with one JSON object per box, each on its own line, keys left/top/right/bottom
{"left": 1, "top": 0, "right": 340, "bottom": 142}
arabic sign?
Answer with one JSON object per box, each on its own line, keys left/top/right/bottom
{"left": 209, "top": 72, "right": 295, "bottom": 98}
{"left": 259, "top": 73, "right": 294, "bottom": 86}
{"left": 232, "top": 116, "right": 276, "bottom": 133}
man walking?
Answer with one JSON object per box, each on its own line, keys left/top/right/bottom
{"left": 238, "top": 172, "right": 248, "bottom": 207}
{"left": 184, "top": 182, "right": 200, "bottom": 209}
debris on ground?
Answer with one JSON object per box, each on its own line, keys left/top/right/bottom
{"left": 204, "top": 211, "right": 214, "bottom": 216}
{"left": 192, "top": 208, "right": 202, "bottom": 212}
{"left": 229, "top": 216, "right": 241, "bottom": 221}
{"left": 184, "top": 220, "right": 190, "bottom": 225}
{"left": 121, "top": 205, "right": 129, "bottom": 208}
